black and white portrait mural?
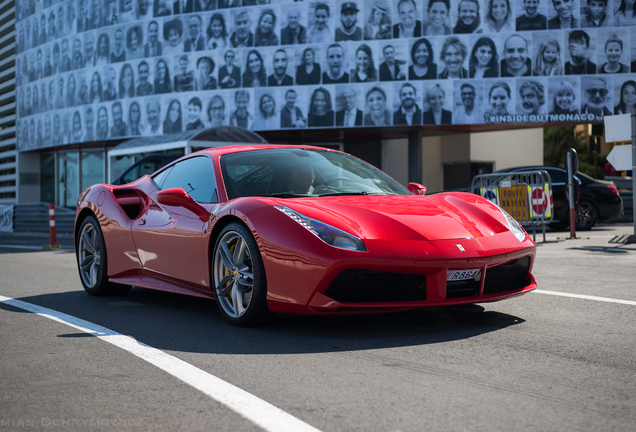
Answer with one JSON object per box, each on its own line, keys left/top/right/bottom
{"left": 15, "top": 0, "right": 636, "bottom": 149}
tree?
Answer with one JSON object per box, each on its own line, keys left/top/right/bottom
{"left": 543, "top": 126, "right": 603, "bottom": 178}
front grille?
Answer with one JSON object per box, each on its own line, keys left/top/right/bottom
{"left": 446, "top": 279, "right": 480, "bottom": 298}
{"left": 324, "top": 269, "right": 427, "bottom": 303}
{"left": 483, "top": 257, "right": 531, "bottom": 295}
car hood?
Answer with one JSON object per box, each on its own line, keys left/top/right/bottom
{"left": 274, "top": 193, "right": 511, "bottom": 241}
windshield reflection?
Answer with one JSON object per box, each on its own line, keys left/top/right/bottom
{"left": 220, "top": 148, "right": 409, "bottom": 200}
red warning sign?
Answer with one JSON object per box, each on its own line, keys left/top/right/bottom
{"left": 531, "top": 188, "right": 548, "bottom": 215}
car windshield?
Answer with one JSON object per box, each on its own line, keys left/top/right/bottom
{"left": 220, "top": 148, "right": 409, "bottom": 200}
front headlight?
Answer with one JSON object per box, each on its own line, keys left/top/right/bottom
{"left": 275, "top": 206, "right": 367, "bottom": 251}
{"left": 497, "top": 206, "right": 527, "bottom": 242}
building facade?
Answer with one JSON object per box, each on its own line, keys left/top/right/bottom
{"left": 7, "top": 0, "right": 636, "bottom": 206}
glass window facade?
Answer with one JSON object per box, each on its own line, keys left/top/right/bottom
{"left": 81, "top": 150, "right": 105, "bottom": 190}
{"left": 58, "top": 151, "right": 79, "bottom": 207}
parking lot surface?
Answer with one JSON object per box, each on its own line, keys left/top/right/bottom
{"left": 1, "top": 224, "right": 635, "bottom": 431}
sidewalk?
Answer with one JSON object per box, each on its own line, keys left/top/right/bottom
{"left": 0, "top": 231, "right": 75, "bottom": 250}
{"left": 533, "top": 222, "right": 636, "bottom": 245}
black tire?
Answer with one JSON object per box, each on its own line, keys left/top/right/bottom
{"left": 77, "top": 216, "right": 131, "bottom": 296}
{"left": 211, "top": 222, "right": 271, "bottom": 326}
{"left": 575, "top": 199, "right": 599, "bottom": 231}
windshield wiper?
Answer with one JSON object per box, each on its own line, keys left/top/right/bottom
{"left": 270, "top": 193, "right": 303, "bottom": 198}
{"left": 243, "top": 193, "right": 297, "bottom": 198}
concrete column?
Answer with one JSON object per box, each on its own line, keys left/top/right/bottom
{"left": 408, "top": 129, "right": 421, "bottom": 183}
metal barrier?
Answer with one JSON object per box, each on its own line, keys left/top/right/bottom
{"left": 471, "top": 170, "right": 553, "bottom": 242}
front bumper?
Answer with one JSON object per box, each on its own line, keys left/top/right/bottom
{"left": 263, "top": 233, "right": 536, "bottom": 314}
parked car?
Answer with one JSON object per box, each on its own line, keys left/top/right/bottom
{"left": 496, "top": 166, "right": 623, "bottom": 230}
{"left": 75, "top": 145, "right": 537, "bottom": 326}
{"left": 112, "top": 155, "right": 179, "bottom": 185}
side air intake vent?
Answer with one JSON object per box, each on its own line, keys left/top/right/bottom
{"left": 113, "top": 190, "right": 145, "bottom": 220}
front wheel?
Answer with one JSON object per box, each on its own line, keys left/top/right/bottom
{"left": 77, "top": 216, "right": 131, "bottom": 296}
{"left": 212, "top": 222, "right": 270, "bottom": 326}
{"left": 575, "top": 199, "right": 599, "bottom": 231}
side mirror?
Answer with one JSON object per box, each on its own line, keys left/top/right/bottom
{"left": 408, "top": 182, "right": 427, "bottom": 196}
{"left": 157, "top": 188, "right": 211, "bottom": 222}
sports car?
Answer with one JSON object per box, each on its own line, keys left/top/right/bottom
{"left": 75, "top": 145, "right": 537, "bottom": 326}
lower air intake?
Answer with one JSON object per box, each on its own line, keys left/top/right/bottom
{"left": 324, "top": 269, "right": 427, "bottom": 303}
{"left": 483, "top": 257, "right": 531, "bottom": 295}
{"left": 446, "top": 279, "right": 480, "bottom": 298}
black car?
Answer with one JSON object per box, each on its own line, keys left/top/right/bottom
{"left": 496, "top": 166, "right": 623, "bottom": 230}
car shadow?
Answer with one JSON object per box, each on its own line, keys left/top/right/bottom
{"left": 566, "top": 245, "right": 634, "bottom": 254}
{"left": 2, "top": 287, "right": 525, "bottom": 356}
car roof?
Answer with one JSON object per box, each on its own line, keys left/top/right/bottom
{"left": 495, "top": 166, "right": 605, "bottom": 185}
{"left": 496, "top": 166, "right": 564, "bottom": 173}
{"left": 152, "top": 144, "right": 345, "bottom": 178}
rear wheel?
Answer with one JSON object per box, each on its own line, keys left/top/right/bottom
{"left": 212, "top": 223, "right": 270, "bottom": 326}
{"left": 575, "top": 199, "right": 599, "bottom": 231}
{"left": 77, "top": 216, "right": 130, "bottom": 296}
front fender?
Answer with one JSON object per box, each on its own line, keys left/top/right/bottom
{"left": 76, "top": 185, "right": 141, "bottom": 277}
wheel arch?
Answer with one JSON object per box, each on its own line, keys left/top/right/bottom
{"left": 207, "top": 214, "right": 251, "bottom": 269}
{"left": 75, "top": 207, "right": 97, "bottom": 253}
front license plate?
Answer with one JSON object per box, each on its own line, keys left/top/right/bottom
{"left": 446, "top": 269, "right": 481, "bottom": 281}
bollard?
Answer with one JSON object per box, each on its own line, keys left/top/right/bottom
{"left": 43, "top": 203, "right": 62, "bottom": 249}
{"left": 565, "top": 149, "right": 579, "bottom": 240}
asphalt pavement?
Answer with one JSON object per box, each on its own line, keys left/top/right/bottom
{"left": 0, "top": 223, "right": 635, "bottom": 432}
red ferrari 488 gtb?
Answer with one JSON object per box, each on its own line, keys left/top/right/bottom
{"left": 75, "top": 145, "right": 537, "bottom": 326}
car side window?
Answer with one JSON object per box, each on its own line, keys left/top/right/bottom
{"left": 151, "top": 166, "right": 172, "bottom": 189}
{"left": 160, "top": 156, "right": 218, "bottom": 203}
{"left": 545, "top": 168, "right": 567, "bottom": 183}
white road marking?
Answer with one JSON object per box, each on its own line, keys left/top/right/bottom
{"left": 534, "top": 290, "right": 636, "bottom": 306}
{"left": 0, "top": 295, "right": 322, "bottom": 432}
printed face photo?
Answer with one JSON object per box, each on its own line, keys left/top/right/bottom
{"left": 399, "top": 83, "right": 417, "bottom": 108}
{"left": 315, "top": 7, "right": 329, "bottom": 30}
{"left": 273, "top": 50, "right": 289, "bottom": 74}
{"left": 552, "top": 0, "right": 574, "bottom": 19}
{"left": 340, "top": 86, "right": 358, "bottom": 110}
{"left": 585, "top": 0, "right": 606, "bottom": 22}
{"left": 505, "top": 36, "right": 528, "bottom": 68}
{"left": 286, "top": 10, "right": 302, "bottom": 29}
{"left": 327, "top": 45, "right": 345, "bottom": 74}
{"left": 11, "top": 0, "right": 636, "bottom": 147}
{"left": 457, "top": 0, "right": 479, "bottom": 26}
{"left": 398, "top": 0, "right": 417, "bottom": 27}
{"left": 234, "top": 11, "right": 252, "bottom": 41}
{"left": 341, "top": 8, "right": 357, "bottom": 29}
{"left": 461, "top": 84, "right": 476, "bottom": 106}
{"left": 582, "top": 77, "right": 611, "bottom": 111}
{"left": 517, "top": 80, "right": 547, "bottom": 115}
{"left": 523, "top": 0, "right": 540, "bottom": 15}
{"left": 235, "top": 91, "right": 251, "bottom": 117}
